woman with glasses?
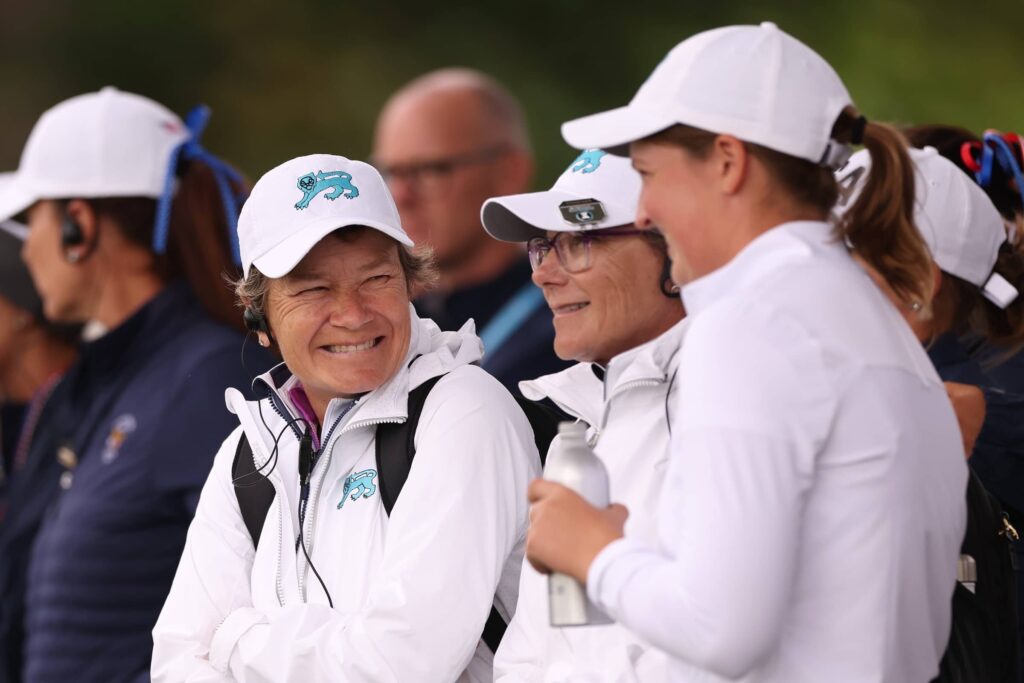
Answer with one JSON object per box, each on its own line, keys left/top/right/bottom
{"left": 481, "top": 149, "right": 685, "bottom": 681}
{"left": 372, "top": 69, "right": 570, "bottom": 393}
{"left": 523, "top": 23, "right": 967, "bottom": 682}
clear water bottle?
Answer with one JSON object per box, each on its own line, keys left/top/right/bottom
{"left": 544, "top": 421, "right": 613, "bottom": 627}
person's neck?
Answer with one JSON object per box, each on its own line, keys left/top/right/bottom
{"left": 715, "top": 204, "right": 826, "bottom": 273}
{"left": 437, "top": 240, "right": 523, "bottom": 294}
{"left": 0, "top": 329, "right": 76, "bottom": 403}
{"left": 94, "top": 271, "right": 167, "bottom": 331}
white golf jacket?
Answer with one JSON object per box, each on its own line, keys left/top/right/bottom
{"left": 495, "top": 317, "right": 689, "bottom": 682}
{"left": 152, "top": 312, "right": 539, "bottom": 682}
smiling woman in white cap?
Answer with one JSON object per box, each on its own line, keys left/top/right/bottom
{"left": 152, "top": 154, "right": 540, "bottom": 683}
{"left": 480, "top": 149, "right": 684, "bottom": 680}
{"left": 0, "top": 88, "right": 272, "bottom": 683}
{"left": 523, "top": 22, "right": 968, "bottom": 682}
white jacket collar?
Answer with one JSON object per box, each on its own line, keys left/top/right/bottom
{"left": 225, "top": 306, "right": 483, "bottom": 451}
{"left": 520, "top": 362, "right": 605, "bottom": 427}
{"left": 681, "top": 221, "right": 830, "bottom": 316}
{"left": 604, "top": 317, "right": 689, "bottom": 393}
{"left": 520, "top": 317, "right": 689, "bottom": 425}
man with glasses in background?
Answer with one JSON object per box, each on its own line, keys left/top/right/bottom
{"left": 373, "top": 68, "right": 569, "bottom": 391}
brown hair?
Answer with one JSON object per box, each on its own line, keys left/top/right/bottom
{"left": 643, "top": 109, "right": 934, "bottom": 306}
{"left": 82, "top": 158, "right": 247, "bottom": 331}
{"left": 930, "top": 242, "right": 1024, "bottom": 351}
{"left": 233, "top": 227, "right": 439, "bottom": 318}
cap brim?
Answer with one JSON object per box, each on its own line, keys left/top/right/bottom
{"left": 0, "top": 220, "right": 28, "bottom": 241}
{"left": 561, "top": 105, "right": 676, "bottom": 156}
{"left": 250, "top": 215, "right": 414, "bottom": 278}
{"left": 0, "top": 175, "right": 36, "bottom": 224}
{"left": 482, "top": 190, "right": 636, "bottom": 242}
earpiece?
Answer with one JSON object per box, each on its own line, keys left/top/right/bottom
{"left": 660, "top": 255, "right": 681, "bottom": 298}
{"left": 243, "top": 307, "right": 273, "bottom": 344}
{"left": 60, "top": 214, "right": 85, "bottom": 248}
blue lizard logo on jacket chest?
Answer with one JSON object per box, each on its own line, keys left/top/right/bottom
{"left": 295, "top": 170, "right": 360, "bottom": 210}
{"left": 337, "top": 469, "right": 378, "bottom": 509}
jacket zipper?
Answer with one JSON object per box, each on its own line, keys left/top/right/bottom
{"left": 297, "top": 403, "right": 356, "bottom": 600}
{"left": 258, "top": 381, "right": 414, "bottom": 604}
{"left": 296, "top": 410, "right": 404, "bottom": 599}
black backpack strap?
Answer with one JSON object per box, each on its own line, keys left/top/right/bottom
{"left": 481, "top": 606, "right": 507, "bottom": 655}
{"left": 231, "top": 433, "right": 276, "bottom": 550}
{"left": 375, "top": 375, "right": 443, "bottom": 515}
{"left": 513, "top": 396, "right": 569, "bottom": 467}
{"left": 375, "top": 373, "right": 509, "bottom": 652}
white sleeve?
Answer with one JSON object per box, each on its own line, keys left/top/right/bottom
{"left": 216, "top": 370, "right": 540, "bottom": 682}
{"left": 151, "top": 426, "right": 255, "bottom": 683}
{"left": 587, "top": 307, "right": 835, "bottom": 679}
{"left": 493, "top": 559, "right": 554, "bottom": 683}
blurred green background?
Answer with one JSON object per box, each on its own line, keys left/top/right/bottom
{"left": 2, "top": 0, "right": 1022, "bottom": 186}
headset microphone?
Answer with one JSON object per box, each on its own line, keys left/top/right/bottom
{"left": 297, "top": 431, "right": 314, "bottom": 486}
{"left": 243, "top": 307, "right": 274, "bottom": 344}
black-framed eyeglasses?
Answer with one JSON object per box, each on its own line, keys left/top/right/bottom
{"left": 375, "top": 145, "right": 512, "bottom": 191}
{"left": 527, "top": 228, "right": 647, "bottom": 274}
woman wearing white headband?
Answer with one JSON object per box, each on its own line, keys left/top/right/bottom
{"left": 480, "top": 149, "right": 685, "bottom": 680}
{"left": 524, "top": 23, "right": 967, "bottom": 682}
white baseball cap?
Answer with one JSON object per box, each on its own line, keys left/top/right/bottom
{"left": 481, "top": 149, "right": 641, "bottom": 242}
{"left": 836, "top": 146, "right": 1017, "bottom": 308}
{"left": 0, "top": 87, "right": 189, "bottom": 223}
{"left": 238, "top": 154, "right": 413, "bottom": 278}
{"left": 561, "top": 22, "right": 854, "bottom": 168}
{"left": 0, "top": 175, "right": 29, "bottom": 241}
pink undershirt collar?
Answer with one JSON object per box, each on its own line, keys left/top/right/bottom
{"left": 287, "top": 385, "right": 321, "bottom": 450}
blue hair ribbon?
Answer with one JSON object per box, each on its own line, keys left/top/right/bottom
{"left": 974, "top": 132, "right": 1024, "bottom": 218}
{"left": 152, "top": 105, "right": 245, "bottom": 264}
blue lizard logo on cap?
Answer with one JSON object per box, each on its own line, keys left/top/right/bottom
{"left": 569, "top": 149, "right": 607, "bottom": 174}
{"left": 295, "top": 170, "right": 360, "bottom": 210}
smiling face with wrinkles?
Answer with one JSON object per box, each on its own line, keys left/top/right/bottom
{"left": 265, "top": 227, "right": 412, "bottom": 420}
{"left": 530, "top": 230, "right": 682, "bottom": 365}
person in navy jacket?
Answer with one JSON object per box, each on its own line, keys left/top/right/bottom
{"left": 0, "top": 88, "right": 272, "bottom": 683}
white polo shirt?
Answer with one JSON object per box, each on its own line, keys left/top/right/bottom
{"left": 587, "top": 221, "right": 967, "bottom": 683}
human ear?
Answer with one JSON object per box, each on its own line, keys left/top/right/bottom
{"left": 714, "top": 135, "right": 749, "bottom": 195}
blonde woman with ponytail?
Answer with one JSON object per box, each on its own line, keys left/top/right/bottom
{"left": 522, "top": 23, "right": 967, "bottom": 682}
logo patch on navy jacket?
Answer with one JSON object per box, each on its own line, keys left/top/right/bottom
{"left": 101, "top": 414, "right": 137, "bottom": 464}
{"left": 337, "top": 468, "right": 377, "bottom": 509}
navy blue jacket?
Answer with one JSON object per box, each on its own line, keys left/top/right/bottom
{"left": 0, "top": 380, "right": 67, "bottom": 683}
{"left": 414, "top": 258, "right": 570, "bottom": 392}
{"left": 928, "top": 334, "right": 1024, "bottom": 516}
{"left": 7, "top": 283, "right": 272, "bottom": 683}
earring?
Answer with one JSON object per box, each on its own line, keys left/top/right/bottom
{"left": 65, "top": 250, "right": 82, "bottom": 264}
{"left": 909, "top": 301, "right": 923, "bottom": 313}
{"left": 257, "top": 332, "right": 270, "bottom": 348}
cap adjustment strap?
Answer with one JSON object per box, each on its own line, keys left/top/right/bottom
{"left": 982, "top": 271, "right": 1019, "bottom": 309}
